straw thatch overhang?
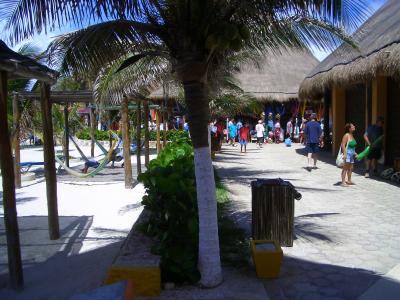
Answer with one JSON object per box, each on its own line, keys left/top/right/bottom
{"left": 0, "top": 40, "right": 58, "bottom": 84}
{"left": 16, "top": 90, "right": 93, "bottom": 104}
{"left": 299, "top": 0, "right": 400, "bottom": 100}
{"left": 235, "top": 49, "right": 319, "bottom": 102}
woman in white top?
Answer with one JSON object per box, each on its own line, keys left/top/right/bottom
{"left": 255, "top": 120, "right": 265, "bottom": 148}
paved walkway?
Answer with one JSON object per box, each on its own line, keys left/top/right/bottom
{"left": 214, "top": 143, "right": 400, "bottom": 300}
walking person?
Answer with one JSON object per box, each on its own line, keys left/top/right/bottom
{"left": 340, "top": 123, "right": 358, "bottom": 187}
{"left": 228, "top": 119, "right": 238, "bottom": 146}
{"left": 239, "top": 123, "right": 250, "bottom": 153}
{"left": 286, "top": 118, "right": 293, "bottom": 139}
{"left": 255, "top": 120, "right": 265, "bottom": 148}
{"left": 304, "top": 113, "right": 323, "bottom": 171}
{"left": 363, "top": 116, "right": 384, "bottom": 178}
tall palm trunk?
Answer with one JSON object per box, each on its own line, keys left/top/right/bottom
{"left": 178, "top": 60, "right": 222, "bottom": 287}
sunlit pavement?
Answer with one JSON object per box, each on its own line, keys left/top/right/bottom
{"left": 214, "top": 142, "right": 400, "bottom": 300}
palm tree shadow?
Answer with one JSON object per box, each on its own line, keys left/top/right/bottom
{"left": 294, "top": 213, "right": 340, "bottom": 243}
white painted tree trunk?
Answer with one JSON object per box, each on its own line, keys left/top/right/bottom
{"left": 194, "top": 146, "right": 222, "bottom": 287}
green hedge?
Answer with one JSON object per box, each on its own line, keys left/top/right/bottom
{"left": 76, "top": 128, "right": 110, "bottom": 141}
{"left": 147, "top": 129, "right": 189, "bottom": 142}
{"left": 77, "top": 128, "right": 189, "bottom": 143}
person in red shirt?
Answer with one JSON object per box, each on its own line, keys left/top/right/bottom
{"left": 239, "top": 123, "right": 250, "bottom": 153}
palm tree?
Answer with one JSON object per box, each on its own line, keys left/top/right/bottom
{"left": 2, "top": 0, "right": 371, "bottom": 287}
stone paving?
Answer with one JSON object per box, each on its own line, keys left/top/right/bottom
{"left": 214, "top": 143, "right": 400, "bottom": 300}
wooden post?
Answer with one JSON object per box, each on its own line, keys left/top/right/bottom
{"left": 0, "top": 71, "right": 24, "bottom": 290}
{"left": 162, "top": 104, "right": 167, "bottom": 147}
{"left": 156, "top": 109, "right": 161, "bottom": 154}
{"left": 143, "top": 101, "right": 150, "bottom": 167}
{"left": 13, "top": 94, "right": 21, "bottom": 188}
{"left": 63, "top": 105, "right": 70, "bottom": 167}
{"left": 40, "top": 83, "right": 60, "bottom": 240}
{"left": 332, "top": 86, "right": 346, "bottom": 155}
{"left": 136, "top": 100, "right": 142, "bottom": 175}
{"left": 121, "top": 97, "right": 133, "bottom": 188}
{"left": 90, "top": 107, "right": 96, "bottom": 157}
{"left": 108, "top": 111, "right": 113, "bottom": 150}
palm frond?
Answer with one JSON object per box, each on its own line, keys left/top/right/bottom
{"left": 93, "top": 54, "right": 169, "bottom": 105}
{"left": 0, "top": 0, "right": 148, "bottom": 45}
{"left": 47, "top": 20, "right": 163, "bottom": 76}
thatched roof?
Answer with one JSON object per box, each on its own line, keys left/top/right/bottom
{"left": 0, "top": 40, "right": 58, "bottom": 84}
{"left": 300, "top": 0, "right": 400, "bottom": 100}
{"left": 235, "top": 49, "right": 319, "bottom": 102}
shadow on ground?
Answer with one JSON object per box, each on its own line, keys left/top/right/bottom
{"left": 263, "top": 255, "right": 384, "bottom": 300}
{"left": 295, "top": 147, "right": 400, "bottom": 188}
{"left": 0, "top": 215, "right": 125, "bottom": 300}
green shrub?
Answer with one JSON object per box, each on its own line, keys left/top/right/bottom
{"left": 138, "top": 139, "right": 199, "bottom": 283}
{"left": 139, "top": 139, "right": 249, "bottom": 283}
{"left": 76, "top": 128, "right": 110, "bottom": 141}
{"left": 147, "top": 129, "right": 189, "bottom": 142}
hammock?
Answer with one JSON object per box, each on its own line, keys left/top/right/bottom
{"left": 55, "top": 139, "right": 118, "bottom": 178}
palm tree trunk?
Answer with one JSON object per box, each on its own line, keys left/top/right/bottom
{"left": 183, "top": 78, "right": 222, "bottom": 288}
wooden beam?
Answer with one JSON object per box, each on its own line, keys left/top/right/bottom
{"left": 156, "top": 109, "right": 161, "bottom": 154}
{"left": 40, "top": 82, "right": 60, "bottom": 240}
{"left": 332, "top": 86, "right": 346, "bottom": 155}
{"left": 121, "top": 97, "right": 133, "bottom": 189}
{"left": 0, "top": 60, "right": 56, "bottom": 84}
{"left": 63, "top": 105, "right": 70, "bottom": 167}
{"left": 13, "top": 94, "right": 21, "bottom": 188}
{"left": 143, "top": 101, "right": 150, "bottom": 167}
{"left": 136, "top": 100, "right": 142, "bottom": 175}
{"left": 162, "top": 104, "right": 167, "bottom": 147}
{"left": 0, "top": 70, "right": 24, "bottom": 290}
{"left": 90, "top": 108, "right": 96, "bottom": 157}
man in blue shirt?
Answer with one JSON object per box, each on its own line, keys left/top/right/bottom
{"left": 304, "top": 113, "right": 323, "bottom": 171}
{"left": 363, "top": 116, "right": 384, "bottom": 178}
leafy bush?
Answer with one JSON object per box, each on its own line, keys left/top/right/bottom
{"left": 138, "top": 139, "right": 199, "bottom": 283}
{"left": 148, "top": 129, "right": 189, "bottom": 142}
{"left": 139, "top": 139, "right": 249, "bottom": 283}
{"left": 76, "top": 128, "right": 110, "bottom": 141}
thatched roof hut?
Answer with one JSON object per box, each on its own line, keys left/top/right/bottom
{"left": 299, "top": 0, "right": 400, "bottom": 100}
{"left": 235, "top": 49, "right": 319, "bottom": 102}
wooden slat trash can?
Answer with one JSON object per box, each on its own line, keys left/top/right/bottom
{"left": 251, "top": 178, "right": 301, "bottom": 247}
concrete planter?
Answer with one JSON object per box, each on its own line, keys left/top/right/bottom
{"left": 251, "top": 240, "right": 283, "bottom": 278}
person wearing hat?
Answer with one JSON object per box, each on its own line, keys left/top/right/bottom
{"left": 363, "top": 116, "right": 384, "bottom": 178}
{"left": 304, "top": 113, "right": 323, "bottom": 171}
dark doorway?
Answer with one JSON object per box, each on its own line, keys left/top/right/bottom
{"left": 386, "top": 78, "right": 400, "bottom": 165}
{"left": 345, "top": 84, "right": 366, "bottom": 153}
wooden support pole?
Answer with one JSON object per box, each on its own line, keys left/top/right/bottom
{"left": 108, "top": 111, "right": 113, "bottom": 150}
{"left": 0, "top": 71, "right": 24, "bottom": 290}
{"left": 162, "top": 104, "right": 167, "bottom": 147}
{"left": 40, "top": 83, "right": 60, "bottom": 240}
{"left": 13, "top": 94, "right": 21, "bottom": 188}
{"left": 121, "top": 97, "right": 133, "bottom": 189}
{"left": 90, "top": 107, "right": 96, "bottom": 157}
{"left": 63, "top": 105, "right": 70, "bottom": 167}
{"left": 143, "top": 101, "right": 150, "bottom": 167}
{"left": 156, "top": 109, "right": 161, "bottom": 154}
{"left": 136, "top": 100, "right": 142, "bottom": 175}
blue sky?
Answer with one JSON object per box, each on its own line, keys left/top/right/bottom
{"left": 0, "top": 0, "right": 388, "bottom": 61}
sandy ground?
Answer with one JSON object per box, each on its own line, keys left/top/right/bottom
{"left": 0, "top": 144, "right": 154, "bottom": 299}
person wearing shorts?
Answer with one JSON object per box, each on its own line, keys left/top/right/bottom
{"left": 363, "top": 117, "right": 384, "bottom": 178}
{"left": 304, "top": 113, "right": 322, "bottom": 171}
{"left": 239, "top": 123, "right": 250, "bottom": 153}
{"left": 340, "top": 123, "right": 358, "bottom": 187}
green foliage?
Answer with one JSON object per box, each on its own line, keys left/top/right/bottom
{"left": 138, "top": 140, "right": 199, "bottom": 283}
{"left": 139, "top": 144, "right": 249, "bottom": 283}
{"left": 147, "top": 129, "right": 189, "bottom": 142}
{"left": 76, "top": 128, "right": 110, "bottom": 141}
